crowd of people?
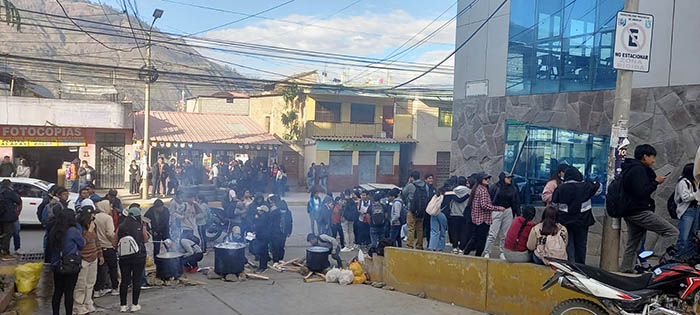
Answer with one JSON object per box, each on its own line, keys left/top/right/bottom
{"left": 307, "top": 143, "right": 700, "bottom": 273}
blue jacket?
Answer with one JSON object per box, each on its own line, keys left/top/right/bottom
{"left": 307, "top": 197, "right": 321, "bottom": 214}
{"left": 0, "top": 188, "right": 21, "bottom": 223}
{"left": 49, "top": 226, "right": 85, "bottom": 271}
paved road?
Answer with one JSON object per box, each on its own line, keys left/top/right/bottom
{"left": 13, "top": 204, "right": 483, "bottom": 315}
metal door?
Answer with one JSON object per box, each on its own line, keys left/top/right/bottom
{"left": 97, "top": 145, "right": 125, "bottom": 188}
{"left": 281, "top": 150, "right": 299, "bottom": 178}
{"left": 436, "top": 152, "right": 451, "bottom": 186}
{"left": 358, "top": 151, "right": 376, "bottom": 184}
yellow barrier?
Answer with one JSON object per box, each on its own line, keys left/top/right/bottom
{"left": 383, "top": 247, "right": 593, "bottom": 314}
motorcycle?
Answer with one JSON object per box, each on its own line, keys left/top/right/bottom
{"left": 544, "top": 238, "right": 700, "bottom": 314}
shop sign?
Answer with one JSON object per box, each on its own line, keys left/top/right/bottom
{"left": 0, "top": 126, "right": 85, "bottom": 147}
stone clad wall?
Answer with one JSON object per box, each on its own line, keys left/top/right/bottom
{"left": 451, "top": 85, "right": 700, "bottom": 257}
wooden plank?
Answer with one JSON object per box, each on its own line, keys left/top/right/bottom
{"left": 303, "top": 277, "right": 324, "bottom": 283}
{"left": 246, "top": 273, "right": 270, "bottom": 280}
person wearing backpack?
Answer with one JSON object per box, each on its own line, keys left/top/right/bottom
{"left": 330, "top": 196, "right": 345, "bottom": 250}
{"left": 527, "top": 206, "right": 568, "bottom": 265}
{"left": 318, "top": 195, "right": 334, "bottom": 236}
{"left": 340, "top": 189, "right": 357, "bottom": 252}
{"left": 369, "top": 192, "right": 387, "bottom": 249}
{"left": 116, "top": 204, "right": 148, "bottom": 313}
{"left": 504, "top": 206, "right": 536, "bottom": 263}
{"left": 552, "top": 167, "right": 602, "bottom": 264}
{"left": 428, "top": 185, "right": 451, "bottom": 251}
{"left": 387, "top": 188, "right": 404, "bottom": 247}
{"left": 464, "top": 173, "right": 505, "bottom": 256}
{"left": 402, "top": 171, "right": 429, "bottom": 250}
{"left": 446, "top": 177, "right": 469, "bottom": 254}
{"left": 270, "top": 195, "right": 292, "bottom": 263}
{"left": 73, "top": 206, "right": 103, "bottom": 315}
{"left": 49, "top": 208, "right": 85, "bottom": 315}
{"left": 674, "top": 163, "right": 699, "bottom": 258}
{"left": 620, "top": 144, "right": 679, "bottom": 273}
{"left": 483, "top": 172, "right": 521, "bottom": 260}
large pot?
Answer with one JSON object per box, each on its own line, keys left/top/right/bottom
{"left": 155, "top": 252, "right": 184, "bottom": 280}
{"left": 215, "top": 242, "right": 247, "bottom": 275}
{"left": 306, "top": 246, "right": 330, "bottom": 272}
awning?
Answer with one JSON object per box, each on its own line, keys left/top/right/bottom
{"left": 312, "top": 136, "right": 417, "bottom": 144}
{"left": 133, "top": 111, "right": 280, "bottom": 145}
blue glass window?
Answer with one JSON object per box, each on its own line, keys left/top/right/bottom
{"left": 507, "top": 0, "right": 624, "bottom": 95}
{"left": 504, "top": 120, "right": 610, "bottom": 206}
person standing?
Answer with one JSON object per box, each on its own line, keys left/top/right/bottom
{"left": 117, "top": 205, "right": 148, "bottom": 313}
{"left": 167, "top": 158, "right": 178, "bottom": 195}
{"left": 674, "top": 163, "right": 699, "bottom": 258}
{"left": 329, "top": 196, "right": 345, "bottom": 250}
{"left": 428, "top": 186, "right": 449, "bottom": 251}
{"left": 542, "top": 164, "right": 569, "bottom": 207}
{"left": 464, "top": 173, "right": 504, "bottom": 257}
{"left": 275, "top": 165, "right": 287, "bottom": 197}
{"left": 355, "top": 191, "right": 372, "bottom": 248}
{"left": 0, "top": 156, "right": 14, "bottom": 177}
{"left": 368, "top": 192, "right": 387, "bottom": 249}
{"left": 144, "top": 199, "right": 169, "bottom": 257}
{"left": 153, "top": 157, "right": 169, "bottom": 198}
{"left": 0, "top": 180, "right": 20, "bottom": 260}
{"left": 129, "top": 161, "right": 141, "bottom": 195}
{"left": 307, "top": 163, "right": 315, "bottom": 192}
{"left": 340, "top": 189, "right": 357, "bottom": 252}
{"left": 423, "top": 174, "right": 436, "bottom": 245}
{"left": 552, "top": 167, "right": 602, "bottom": 264}
{"left": 619, "top": 144, "right": 680, "bottom": 273}
{"left": 318, "top": 196, "right": 333, "bottom": 236}
{"left": 446, "top": 177, "right": 470, "bottom": 254}
{"left": 73, "top": 207, "right": 103, "bottom": 315}
{"left": 49, "top": 208, "right": 85, "bottom": 315}
{"left": 94, "top": 201, "right": 118, "bottom": 298}
{"left": 69, "top": 159, "right": 80, "bottom": 193}
{"left": 307, "top": 190, "right": 321, "bottom": 235}
{"left": 483, "top": 173, "right": 521, "bottom": 260}
{"left": 196, "top": 195, "right": 210, "bottom": 251}
{"left": 253, "top": 205, "right": 272, "bottom": 272}
{"left": 388, "top": 188, "right": 404, "bottom": 247}
{"left": 269, "top": 195, "right": 292, "bottom": 263}
{"left": 15, "top": 159, "right": 30, "bottom": 177}
{"left": 318, "top": 162, "right": 328, "bottom": 193}
{"left": 402, "top": 171, "right": 429, "bottom": 250}
{"left": 78, "top": 161, "right": 95, "bottom": 188}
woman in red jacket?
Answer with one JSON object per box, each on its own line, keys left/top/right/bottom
{"left": 503, "top": 206, "right": 536, "bottom": 263}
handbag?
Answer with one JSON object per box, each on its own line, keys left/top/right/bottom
{"left": 57, "top": 252, "right": 82, "bottom": 275}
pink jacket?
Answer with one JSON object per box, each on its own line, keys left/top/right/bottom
{"left": 542, "top": 180, "right": 559, "bottom": 207}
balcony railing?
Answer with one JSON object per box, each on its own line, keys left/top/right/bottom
{"left": 305, "top": 120, "right": 384, "bottom": 138}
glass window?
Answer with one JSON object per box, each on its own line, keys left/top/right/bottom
{"left": 12, "top": 183, "right": 43, "bottom": 198}
{"left": 315, "top": 102, "right": 341, "bottom": 122}
{"left": 350, "top": 103, "right": 375, "bottom": 123}
{"left": 504, "top": 120, "right": 610, "bottom": 206}
{"left": 378, "top": 151, "right": 394, "bottom": 175}
{"left": 329, "top": 151, "right": 352, "bottom": 175}
{"left": 506, "top": 0, "right": 624, "bottom": 95}
{"left": 438, "top": 108, "right": 453, "bottom": 127}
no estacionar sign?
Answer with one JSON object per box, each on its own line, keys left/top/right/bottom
{"left": 613, "top": 11, "right": 653, "bottom": 72}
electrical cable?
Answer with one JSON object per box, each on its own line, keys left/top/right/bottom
{"left": 53, "top": 0, "right": 135, "bottom": 52}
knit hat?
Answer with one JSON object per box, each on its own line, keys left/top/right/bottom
{"left": 127, "top": 206, "right": 141, "bottom": 217}
{"left": 80, "top": 199, "right": 95, "bottom": 209}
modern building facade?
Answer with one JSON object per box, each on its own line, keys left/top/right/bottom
{"left": 452, "top": 0, "right": 700, "bottom": 255}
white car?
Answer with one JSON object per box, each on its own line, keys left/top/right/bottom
{"left": 0, "top": 177, "right": 78, "bottom": 225}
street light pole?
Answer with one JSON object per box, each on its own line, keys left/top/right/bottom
{"left": 140, "top": 9, "right": 163, "bottom": 200}
{"left": 600, "top": 0, "right": 639, "bottom": 272}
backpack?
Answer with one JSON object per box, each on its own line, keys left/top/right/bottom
{"left": 117, "top": 235, "right": 140, "bottom": 257}
{"left": 543, "top": 229, "right": 568, "bottom": 263}
{"left": 279, "top": 208, "right": 292, "bottom": 234}
{"left": 425, "top": 194, "right": 443, "bottom": 216}
{"left": 395, "top": 199, "right": 407, "bottom": 225}
{"left": 605, "top": 175, "right": 628, "bottom": 218}
{"left": 668, "top": 180, "right": 693, "bottom": 220}
{"left": 411, "top": 184, "right": 429, "bottom": 218}
{"left": 370, "top": 201, "right": 385, "bottom": 226}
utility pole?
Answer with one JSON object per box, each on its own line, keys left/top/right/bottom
{"left": 600, "top": 0, "right": 639, "bottom": 272}
{"left": 140, "top": 8, "right": 163, "bottom": 200}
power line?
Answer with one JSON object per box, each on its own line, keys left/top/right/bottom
{"left": 53, "top": 0, "right": 134, "bottom": 52}
{"left": 178, "top": 0, "right": 295, "bottom": 38}
{"left": 392, "top": 0, "right": 508, "bottom": 89}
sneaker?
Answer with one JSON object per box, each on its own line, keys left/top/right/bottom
{"left": 483, "top": 253, "right": 490, "bottom": 259}
{"left": 452, "top": 248, "right": 460, "bottom": 254}
{"left": 93, "top": 290, "right": 106, "bottom": 298}
{"left": 499, "top": 253, "right": 506, "bottom": 260}
{"left": 340, "top": 247, "right": 351, "bottom": 252}
{"left": 111, "top": 289, "right": 120, "bottom": 296}
{"left": 140, "top": 284, "right": 153, "bottom": 290}
{"left": 130, "top": 304, "right": 141, "bottom": 312}
{"left": 120, "top": 306, "right": 128, "bottom": 313}
{"left": 1, "top": 254, "right": 15, "bottom": 261}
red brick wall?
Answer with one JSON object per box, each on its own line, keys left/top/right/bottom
{"left": 327, "top": 165, "right": 401, "bottom": 192}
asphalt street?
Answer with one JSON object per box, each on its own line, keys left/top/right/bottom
{"left": 12, "top": 204, "right": 483, "bottom": 315}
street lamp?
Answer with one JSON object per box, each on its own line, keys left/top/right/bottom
{"left": 140, "top": 8, "right": 163, "bottom": 200}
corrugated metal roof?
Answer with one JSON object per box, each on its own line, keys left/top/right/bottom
{"left": 133, "top": 111, "right": 280, "bottom": 145}
{"left": 313, "top": 136, "right": 417, "bottom": 144}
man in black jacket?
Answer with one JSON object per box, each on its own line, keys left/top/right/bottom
{"left": 144, "top": 199, "right": 170, "bottom": 257}
{"left": 0, "top": 180, "right": 20, "bottom": 259}
{"left": 619, "top": 144, "right": 679, "bottom": 272}
{"left": 340, "top": 189, "right": 357, "bottom": 251}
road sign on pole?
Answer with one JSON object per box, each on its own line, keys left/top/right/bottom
{"left": 613, "top": 11, "right": 654, "bottom": 72}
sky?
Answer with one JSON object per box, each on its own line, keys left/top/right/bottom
{"left": 100, "top": 0, "right": 457, "bottom": 87}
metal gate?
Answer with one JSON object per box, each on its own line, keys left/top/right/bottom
{"left": 358, "top": 151, "right": 377, "bottom": 185}
{"left": 436, "top": 151, "right": 451, "bottom": 186}
{"left": 96, "top": 132, "right": 125, "bottom": 189}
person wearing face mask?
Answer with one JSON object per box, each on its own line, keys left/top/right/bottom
{"left": 542, "top": 164, "right": 569, "bottom": 207}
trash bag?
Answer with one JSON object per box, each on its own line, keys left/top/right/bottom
{"left": 338, "top": 269, "right": 354, "bottom": 285}
{"left": 325, "top": 268, "right": 340, "bottom": 283}
{"left": 348, "top": 261, "right": 366, "bottom": 284}
{"left": 358, "top": 249, "right": 365, "bottom": 263}
{"left": 15, "top": 262, "right": 43, "bottom": 294}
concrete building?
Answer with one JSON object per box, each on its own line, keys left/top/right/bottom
{"left": 185, "top": 91, "right": 250, "bottom": 115}
{"left": 452, "top": 0, "right": 700, "bottom": 256}
{"left": 0, "top": 95, "right": 133, "bottom": 187}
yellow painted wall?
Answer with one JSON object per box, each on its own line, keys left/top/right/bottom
{"left": 393, "top": 114, "right": 413, "bottom": 139}
{"left": 352, "top": 151, "right": 359, "bottom": 165}
{"left": 249, "top": 95, "right": 287, "bottom": 138}
{"left": 382, "top": 248, "right": 595, "bottom": 315}
{"left": 316, "top": 150, "right": 329, "bottom": 164}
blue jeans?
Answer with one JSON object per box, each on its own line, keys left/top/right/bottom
{"left": 428, "top": 212, "right": 447, "bottom": 251}
{"left": 676, "top": 206, "right": 699, "bottom": 258}
{"left": 369, "top": 226, "right": 385, "bottom": 248}
{"left": 533, "top": 253, "right": 545, "bottom": 265}
{"left": 308, "top": 177, "right": 314, "bottom": 191}
{"left": 13, "top": 220, "right": 20, "bottom": 251}
{"left": 319, "top": 178, "right": 327, "bottom": 192}
{"left": 390, "top": 225, "right": 402, "bottom": 247}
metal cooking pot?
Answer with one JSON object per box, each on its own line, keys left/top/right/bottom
{"left": 306, "top": 246, "right": 330, "bottom": 272}
{"left": 155, "top": 252, "right": 184, "bottom": 280}
{"left": 214, "top": 242, "right": 247, "bottom": 275}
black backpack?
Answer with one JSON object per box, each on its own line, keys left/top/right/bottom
{"left": 606, "top": 175, "right": 628, "bottom": 218}
{"left": 667, "top": 180, "right": 694, "bottom": 220}
{"left": 411, "top": 184, "right": 429, "bottom": 218}
{"left": 370, "top": 201, "right": 385, "bottom": 226}
{"left": 396, "top": 199, "right": 407, "bottom": 225}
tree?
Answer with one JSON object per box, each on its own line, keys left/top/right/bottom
{"left": 280, "top": 84, "right": 305, "bottom": 140}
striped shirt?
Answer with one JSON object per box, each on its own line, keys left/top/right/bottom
{"left": 80, "top": 230, "right": 103, "bottom": 262}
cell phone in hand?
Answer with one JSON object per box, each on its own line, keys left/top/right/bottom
{"left": 664, "top": 171, "right": 672, "bottom": 177}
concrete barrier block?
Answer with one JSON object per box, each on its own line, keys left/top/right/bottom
{"left": 383, "top": 247, "right": 487, "bottom": 311}
{"left": 486, "top": 259, "right": 590, "bottom": 314}
{"left": 361, "top": 255, "right": 384, "bottom": 282}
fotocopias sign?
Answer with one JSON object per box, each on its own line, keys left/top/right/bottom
{"left": 0, "top": 125, "right": 86, "bottom": 147}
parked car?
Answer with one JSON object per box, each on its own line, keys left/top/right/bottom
{"left": 0, "top": 177, "right": 78, "bottom": 225}
{"left": 352, "top": 183, "right": 401, "bottom": 205}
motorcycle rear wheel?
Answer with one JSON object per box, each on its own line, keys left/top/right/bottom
{"left": 551, "top": 299, "right": 608, "bottom": 315}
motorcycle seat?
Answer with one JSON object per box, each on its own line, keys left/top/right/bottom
{"left": 572, "top": 262, "right": 652, "bottom": 292}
